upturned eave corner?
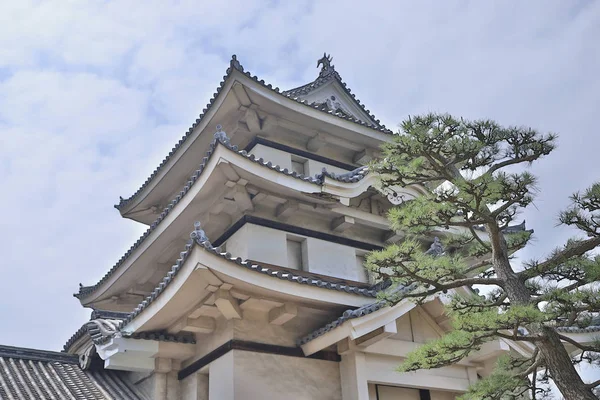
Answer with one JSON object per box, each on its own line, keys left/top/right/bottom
{"left": 113, "top": 53, "right": 394, "bottom": 220}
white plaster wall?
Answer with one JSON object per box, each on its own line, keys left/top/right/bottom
{"left": 234, "top": 317, "right": 298, "bottom": 347}
{"left": 209, "top": 351, "right": 234, "bottom": 400}
{"left": 248, "top": 144, "right": 292, "bottom": 171}
{"left": 248, "top": 142, "right": 351, "bottom": 177}
{"left": 393, "top": 310, "right": 442, "bottom": 343}
{"left": 410, "top": 309, "right": 441, "bottom": 343}
{"left": 431, "top": 390, "right": 461, "bottom": 400}
{"left": 123, "top": 371, "right": 155, "bottom": 399}
{"left": 181, "top": 373, "right": 209, "bottom": 400}
{"left": 305, "top": 237, "right": 366, "bottom": 282}
{"left": 233, "top": 350, "right": 342, "bottom": 400}
{"left": 246, "top": 224, "right": 287, "bottom": 266}
{"left": 225, "top": 224, "right": 369, "bottom": 282}
{"left": 366, "top": 354, "right": 469, "bottom": 391}
{"left": 225, "top": 225, "right": 249, "bottom": 261}
{"left": 225, "top": 224, "right": 287, "bottom": 267}
{"left": 193, "top": 316, "right": 233, "bottom": 361}
{"left": 365, "top": 354, "right": 470, "bottom": 392}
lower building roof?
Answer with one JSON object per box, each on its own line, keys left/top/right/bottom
{"left": 0, "top": 345, "right": 148, "bottom": 400}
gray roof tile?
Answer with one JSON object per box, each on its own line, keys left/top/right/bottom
{"left": 118, "top": 225, "right": 379, "bottom": 331}
{"left": 283, "top": 55, "right": 386, "bottom": 130}
{"left": 116, "top": 54, "right": 390, "bottom": 211}
{"left": 77, "top": 132, "right": 370, "bottom": 301}
{"left": 63, "top": 311, "right": 195, "bottom": 353}
{"left": 0, "top": 345, "right": 148, "bottom": 400}
{"left": 298, "top": 283, "right": 415, "bottom": 345}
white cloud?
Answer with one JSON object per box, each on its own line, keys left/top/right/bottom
{"left": 0, "top": 5, "right": 598, "bottom": 387}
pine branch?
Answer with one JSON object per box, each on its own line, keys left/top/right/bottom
{"left": 520, "top": 237, "right": 600, "bottom": 281}
{"left": 556, "top": 333, "right": 600, "bottom": 352}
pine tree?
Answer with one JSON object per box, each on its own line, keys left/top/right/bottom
{"left": 367, "top": 113, "right": 600, "bottom": 399}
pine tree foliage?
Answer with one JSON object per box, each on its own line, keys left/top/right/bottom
{"left": 366, "top": 113, "right": 600, "bottom": 399}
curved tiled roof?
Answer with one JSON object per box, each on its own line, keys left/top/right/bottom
{"left": 298, "top": 304, "right": 600, "bottom": 346}
{"left": 283, "top": 61, "right": 386, "bottom": 130}
{"left": 63, "top": 311, "right": 131, "bottom": 352}
{"left": 318, "top": 166, "right": 369, "bottom": 183}
{"left": 298, "top": 283, "right": 414, "bottom": 345}
{"left": 556, "top": 325, "right": 600, "bottom": 333}
{"left": 77, "top": 134, "right": 327, "bottom": 300}
{"left": 0, "top": 345, "right": 147, "bottom": 400}
{"left": 63, "top": 315, "right": 195, "bottom": 352}
{"left": 74, "top": 225, "right": 378, "bottom": 347}
{"left": 298, "top": 302, "right": 384, "bottom": 346}
{"left": 77, "top": 134, "right": 371, "bottom": 301}
{"left": 116, "top": 54, "right": 391, "bottom": 210}
{"left": 119, "top": 223, "right": 378, "bottom": 331}
{"left": 556, "top": 316, "right": 600, "bottom": 333}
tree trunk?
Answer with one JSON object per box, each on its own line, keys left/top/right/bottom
{"left": 489, "top": 228, "right": 597, "bottom": 400}
{"left": 537, "top": 330, "right": 597, "bottom": 400}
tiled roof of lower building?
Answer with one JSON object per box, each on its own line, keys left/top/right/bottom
{"left": 0, "top": 345, "right": 148, "bottom": 400}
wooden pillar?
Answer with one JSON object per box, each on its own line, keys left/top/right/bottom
{"left": 340, "top": 351, "right": 369, "bottom": 400}
{"left": 209, "top": 351, "right": 234, "bottom": 400}
{"left": 154, "top": 358, "right": 180, "bottom": 400}
{"left": 154, "top": 372, "right": 167, "bottom": 400}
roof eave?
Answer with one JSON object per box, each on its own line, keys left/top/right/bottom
{"left": 115, "top": 55, "right": 394, "bottom": 214}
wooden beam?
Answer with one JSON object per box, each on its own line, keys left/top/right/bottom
{"left": 231, "top": 185, "right": 254, "bottom": 212}
{"left": 268, "top": 303, "right": 298, "bottom": 325}
{"left": 355, "top": 321, "right": 397, "bottom": 347}
{"left": 275, "top": 200, "right": 299, "bottom": 220}
{"left": 415, "top": 307, "right": 446, "bottom": 337}
{"left": 331, "top": 215, "right": 355, "bottom": 233}
{"left": 306, "top": 133, "right": 326, "bottom": 152}
{"left": 244, "top": 107, "right": 261, "bottom": 133}
{"left": 188, "top": 305, "right": 220, "bottom": 319}
{"left": 217, "top": 160, "right": 240, "bottom": 181}
{"left": 353, "top": 148, "right": 379, "bottom": 165}
{"left": 214, "top": 289, "right": 243, "bottom": 320}
{"left": 383, "top": 230, "right": 403, "bottom": 243}
{"left": 170, "top": 316, "right": 215, "bottom": 334}
{"left": 232, "top": 83, "right": 252, "bottom": 107}
{"left": 466, "top": 340, "right": 510, "bottom": 362}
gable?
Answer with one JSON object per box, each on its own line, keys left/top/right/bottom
{"left": 295, "top": 80, "right": 378, "bottom": 127}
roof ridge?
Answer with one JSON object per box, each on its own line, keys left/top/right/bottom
{"left": 115, "top": 54, "right": 391, "bottom": 211}
{"left": 0, "top": 344, "right": 78, "bottom": 364}
{"left": 283, "top": 54, "right": 386, "bottom": 129}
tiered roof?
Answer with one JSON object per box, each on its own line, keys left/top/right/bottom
{"left": 115, "top": 53, "right": 390, "bottom": 211}
{"left": 76, "top": 133, "right": 374, "bottom": 301}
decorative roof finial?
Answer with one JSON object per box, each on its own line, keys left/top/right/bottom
{"left": 214, "top": 124, "right": 231, "bottom": 147}
{"left": 425, "top": 237, "right": 445, "bottom": 257}
{"left": 317, "top": 53, "right": 334, "bottom": 77}
{"left": 191, "top": 221, "right": 210, "bottom": 244}
{"left": 230, "top": 54, "right": 243, "bottom": 71}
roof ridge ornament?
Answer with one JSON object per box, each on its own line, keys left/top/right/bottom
{"left": 230, "top": 54, "right": 243, "bottom": 72}
{"left": 425, "top": 237, "right": 445, "bottom": 257}
{"left": 214, "top": 124, "right": 231, "bottom": 147}
{"left": 190, "top": 221, "right": 210, "bottom": 245}
{"left": 317, "top": 53, "right": 334, "bottom": 77}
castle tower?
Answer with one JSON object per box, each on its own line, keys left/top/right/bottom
{"left": 59, "top": 54, "right": 533, "bottom": 400}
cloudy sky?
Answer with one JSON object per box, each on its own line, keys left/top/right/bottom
{"left": 0, "top": 0, "right": 598, "bottom": 361}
